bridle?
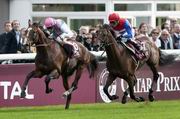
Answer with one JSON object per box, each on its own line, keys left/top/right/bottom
{"left": 30, "top": 27, "right": 52, "bottom": 47}
{"left": 97, "top": 27, "right": 114, "bottom": 57}
{"left": 98, "top": 28, "right": 114, "bottom": 48}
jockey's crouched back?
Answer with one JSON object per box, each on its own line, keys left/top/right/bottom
{"left": 44, "top": 17, "right": 79, "bottom": 58}
{"left": 108, "top": 13, "right": 146, "bottom": 60}
{"left": 108, "top": 13, "right": 141, "bottom": 52}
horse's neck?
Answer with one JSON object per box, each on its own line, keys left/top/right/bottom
{"left": 36, "top": 30, "right": 53, "bottom": 55}
{"left": 105, "top": 36, "right": 124, "bottom": 60}
{"left": 36, "top": 46, "right": 51, "bottom": 57}
{"left": 38, "top": 29, "right": 50, "bottom": 44}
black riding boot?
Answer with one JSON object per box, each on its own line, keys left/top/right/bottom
{"left": 63, "top": 44, "right": 74, "bottom": 58}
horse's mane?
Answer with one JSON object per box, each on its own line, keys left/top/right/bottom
{"left": 135, "top": 35, "right": 152, "bottom": 45}
{"left": 32, "top": 22, "right": 48, "bottom": 41}
{"left": 102, "top": 24, "right": 116, "bottom": 38}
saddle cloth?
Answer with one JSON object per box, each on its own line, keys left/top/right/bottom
{"left": 64, "top": 40, "right": 80, "bottom": 58}
{"left": 120, "top": 41, "right": 146, "bottom": 60}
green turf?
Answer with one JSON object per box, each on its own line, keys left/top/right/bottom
{"left": 0, "top": 100, "right": 180, "bottom": 119}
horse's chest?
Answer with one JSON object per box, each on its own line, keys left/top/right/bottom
{"left": 106, "top": 62, "right": 127, "bottom": 75}
{"left": 35, "top": 59, "right": 55, "bottom": 72}
{"left": 107, "top": 64, "right": 119, "bottom": 74}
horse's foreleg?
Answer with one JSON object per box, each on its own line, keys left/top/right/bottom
{"left": 127, "top": 75, "right": 145, "bottom": 102}
{"left": 62, "top": 76, "right": 71, "bottom": 109}
{"left": 103, "top": 73, "right": 119, "bottom": 100}
{"left": 21, "top": 70, "right": 43, "bottom": 98}
{"left": 122, "top": 75, "right": 144, "bottom": 104}
{"left": 121, "top": 88, "right": 130, "bottom": 104}
{"left": 45, "top": 70, "right": 59, "bottom": 94}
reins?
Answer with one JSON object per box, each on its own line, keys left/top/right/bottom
{"left": 34, "top": 28, "right": 52, "bottom": 47}
{"left": 35, "top": 42, "right": 52, "bottom": 47}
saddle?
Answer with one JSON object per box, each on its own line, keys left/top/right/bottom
{"left": 62, "top": 40, "right": 80, "bottom": 58}
{"left": 120, "top": 41, "right": 146, "bottom": 60}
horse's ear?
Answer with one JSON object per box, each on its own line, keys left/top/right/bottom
{"left": 31, "top": 22, "right": 39, "bottom": 32}
{"left": 28, "top": 19, "right": 32, "bottom": 27}
{"left": 32, "top": 22, "right": 39, "bottom": 27}
{"left": 38, "top": 20, "right": 41, "bottom": 26}
{"left": 103, "top": 24, "right": 111, "bottom": 29}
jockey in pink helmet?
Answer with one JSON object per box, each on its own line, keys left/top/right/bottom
{"left": 44, "top": 17, "right": 74, "bottom": 41}
{"left": 44, "top": 17, "right": 79, "bottom": 58}
{"left": 108, "top": 13, "right": 143, "bottom": 57}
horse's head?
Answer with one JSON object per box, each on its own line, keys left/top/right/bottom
{"left": 97, "top": 24, "right": 116, "bottom": 46}
{"left": 27, "top": 22, "right": 50, "bottom": 46}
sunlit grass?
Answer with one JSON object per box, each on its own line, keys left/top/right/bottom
{"left": 0, "top": 100, "right": 180, "bottom": 119}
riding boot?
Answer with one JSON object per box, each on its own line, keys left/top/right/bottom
{"left": 55, "top": 37, "right": 64, "bottom": 45}
{"left": 63, "top": 44, "right": 74, "bottom": 58}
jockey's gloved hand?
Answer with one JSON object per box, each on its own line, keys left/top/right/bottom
{"left": 122, "top": 38, "right": 129, "bottom": 42}
{"left": 48, "top": 33, "right": 54, "bottom": 39}
{"left": 56, "top": 36, "right": 62, "bottom": 42}
{"left": 116, "top": 34, "right": 124, "bottom": 41}
{"left": 119, "top": 34, "right": 124, "bottom": 38}
{"left": 116, "top": 36, "right": 122, "bottom": 41}
{"left": 44, "top": 29, "right": 51, "bottom": 36}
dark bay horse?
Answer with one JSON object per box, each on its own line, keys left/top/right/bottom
{"left": 20, "top": 23, "right": 98, "bottom": 109}
{"left": 97, "top": 24, "right": 176, "bottom": 103}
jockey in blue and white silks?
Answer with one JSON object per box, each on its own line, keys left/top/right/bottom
{"left": 108, "top": 13, "right": 141, "bottom": 52}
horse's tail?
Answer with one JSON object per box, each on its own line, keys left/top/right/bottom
{"left": 159, "top": 49, "right": 177, "bottom": 66}
{"left": 87, "top": 53, "right": 98, "bottom": 78}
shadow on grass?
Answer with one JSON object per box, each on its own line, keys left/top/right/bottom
{"left": 0, "top": 102, "right": 150, "bottom": 113}
{"left": 0, "top": 106, "right": 65, "bottom": 113}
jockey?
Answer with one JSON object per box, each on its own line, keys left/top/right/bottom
{"left": 44, "top": 17, "right": 79, "bottom": 58}
{"left": 108, "top": 13, "right": 142, "bottom": 53}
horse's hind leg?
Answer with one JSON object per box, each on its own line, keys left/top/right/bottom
{"left": 63, "top": 65, "right": 83, "bottom": 97}
{"left": 62, "top": 75, "right": 71, "bottom": 109}
{"left": 21, "top": 70, "right": 43, "bottom": 98}
{"left": 45, "top": 70, "right": 59, "bottom": 94}
{"left": 71, "top": 66, "right": 83, "bottom": 90}
{"left": 103, "top": 73, "right": 119, "bottom": 100}
{"left": 147, "top": 63, "right": 159, "bottom": 102}
{"left": 127, "top": 75, "right": 145, "bottom": 102}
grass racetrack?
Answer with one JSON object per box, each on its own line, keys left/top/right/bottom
{"left": 0, "top": 100, "right": 180, "bottom": 119}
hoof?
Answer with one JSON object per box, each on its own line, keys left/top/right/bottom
{"left": 65, "top": 106, "right": 69, "bottom": 110}
{"left": 20, "top": 91, "right": 26, "bottom": 98}
{"left": 149, "top": 95, "right": 155, "bottom": 102}
{"left": 139, "top": 96, "right": 145, "bottom": 102}
{"left": 135, "top": 96, "right": 145, "bottom": 102}
{"left": 46, "top": 88, "right": 53, "bottom": 94}
{"left": 109, "top": 95, "right": 119, "bottom": 100}
{"left": 121, "top": 95, "right": 127, "bottom": 104}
